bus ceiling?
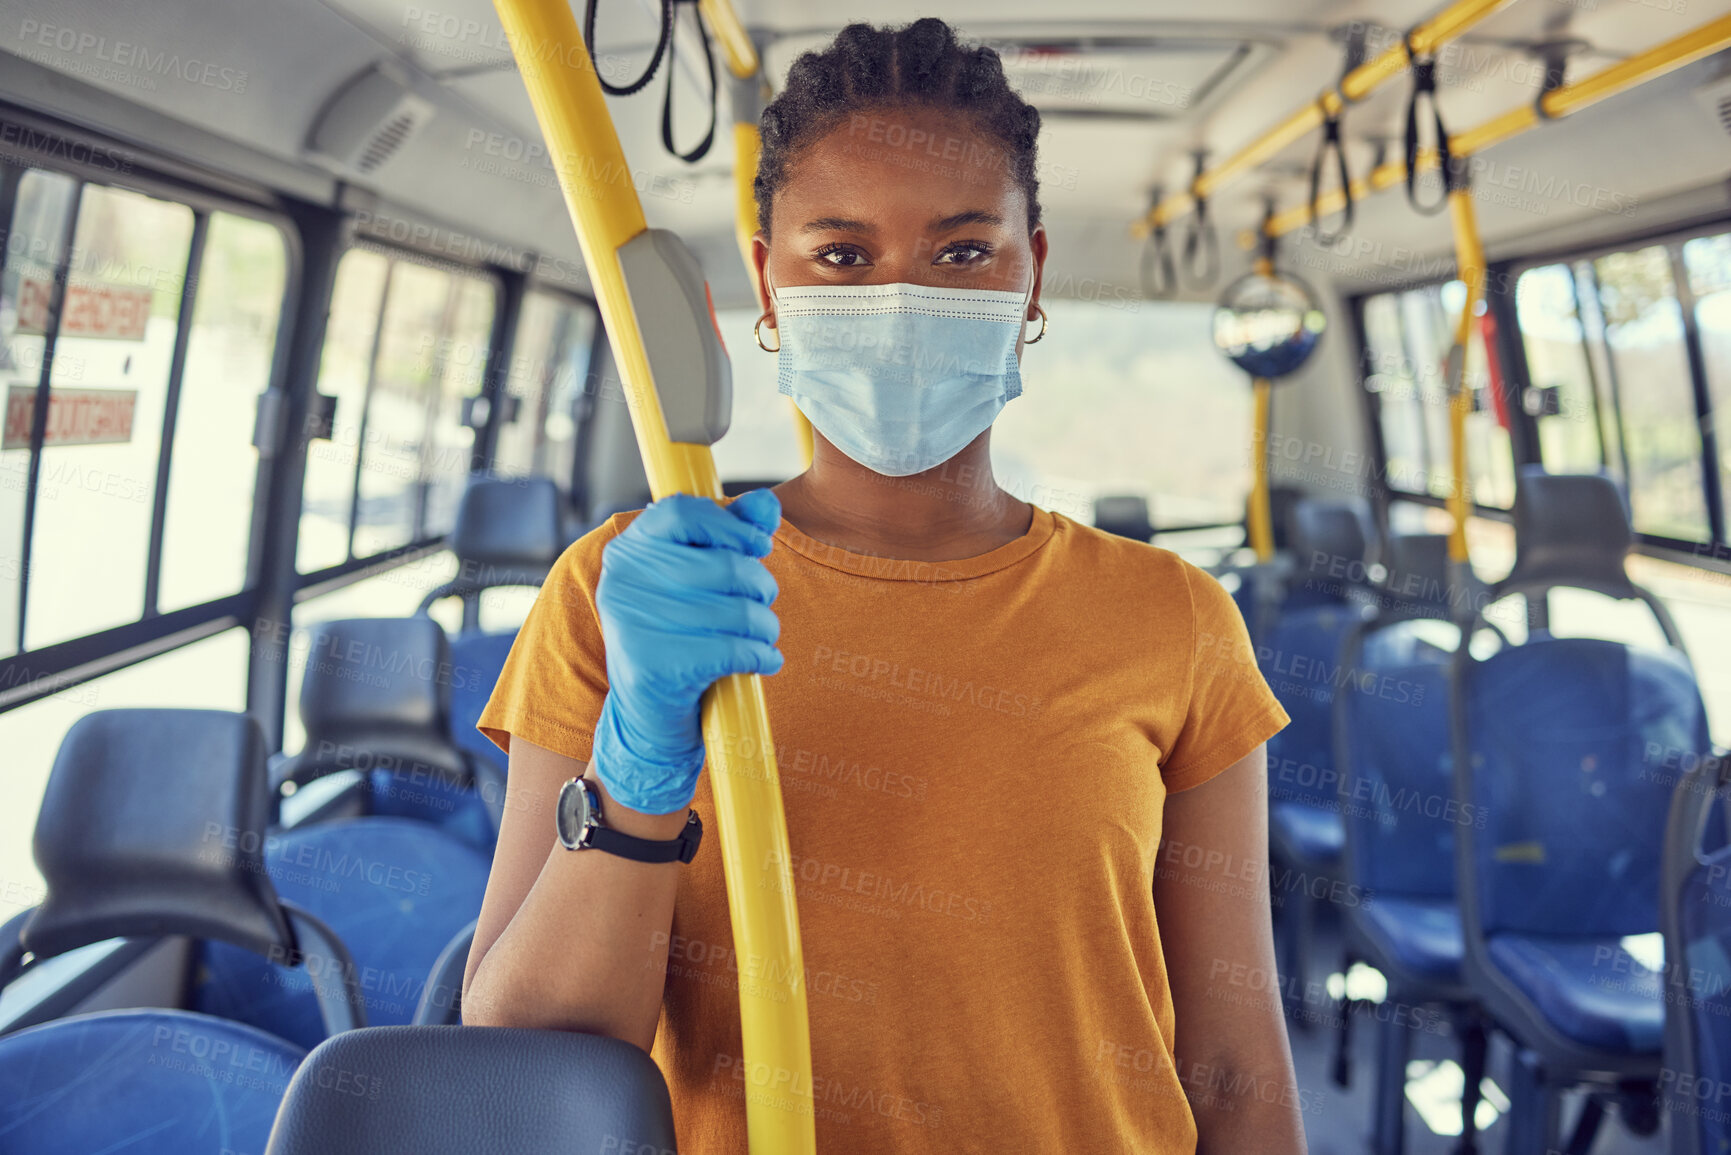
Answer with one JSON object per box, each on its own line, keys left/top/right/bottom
{"left": 2, "top": 1, "right": 1730, "bottom": 306}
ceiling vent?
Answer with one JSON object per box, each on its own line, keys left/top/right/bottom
{"left": 308, "top": 61, "right": 435, "bottom": 176}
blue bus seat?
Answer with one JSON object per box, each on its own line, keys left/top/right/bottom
{"left": 191, "top": 818, "right": 490, "bottom": 1052}
{"left": 1258, "top": 497, "right": 1379, "bottom": 1029}
{"left": 1333, "top": 532, "right": 1490, "bottom": 1154}
{"left": 416, "top": 475, "right": 564, "bottom": 629}
{"left": 0, "top": 1008, "right": 306, "bottom": 1155}
{"left": 1661, "top": 734, "right": 1731, "bottom": 1155}
{"left": 275, "top": 617, "right": 501, "bottom": 850}
{"left": 1454, "top": 469, "right": 1707, "bottom": 1153}
{"left": 0, "top": 709, "right": 366, "bottom": 1038}
{"left": 449, "top": 628, "right": 518, "bottom": 773}
{"left": 266, "top": 1026, "right": 677, "bottom": 1155}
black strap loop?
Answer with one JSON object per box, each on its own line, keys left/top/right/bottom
{"left": 660, "top": 0, "right": 717, "bottom": 163}
{"left": 1140, "top": 193, "right": 1177, "bottom": 299}
{"left": 1181, "top": 156, "right": 1219, "bottom": 290}
{"left": 1401, "top": 32, "right": 1456, "bottom": 216}
{"left": 1307, "top": 100, "right": 1354, "bottom": 245}
{"left": 1257, "top": 199, "right": 1279, "bottom": 271}
{"left": 584, "top": 0, "right": 673, "bottom": 97}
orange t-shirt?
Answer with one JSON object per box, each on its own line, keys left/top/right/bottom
{"left": 478, "top": 502, "right": 1288, "bottom": 1153}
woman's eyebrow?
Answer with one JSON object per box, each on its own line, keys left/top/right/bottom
{"left": 928, "top": 210, "right": 1003, "bottom": 231}
{"left": 801, "top": 216, "right": 874, "bottom": 234}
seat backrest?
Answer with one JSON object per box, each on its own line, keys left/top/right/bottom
{"left": 6, "top": 708, "right": 368, "bottom": 1036}
{"left": 191, "top": 818, "right": 490, "bottom": 1051}
{"left": 1093, "top": 494, "right": 1153, "bottom": 542}
{"left": 1262, "top": 602, "right": 1370, "bottom": 810}
{"left": 1286, "top": 496, "right": 1376, "bottom": 605}
{"left": 1335, "top": 533, "right": 1469, "bottom": 898}
{"left": 0, "top": 1008, "right": 306, "bottom": 1155}
{"left": 1336, "top": 622, "right": 1458, "bottom": 898}
{"left": 450, "top": 474, "right": 564, "bottom": 581}
{"left": 282, "top": 617, "right": 472, "bottom": 794}
{"left": 448, "top": 629, "right": 518, "bottom": 772}
{"left": 26, "top": 709, "right": 292, "bottom": 961}
{"left": 1460, "top": 636, "right": 1707, "bottom": 939}
{"left": 1661, "top": 745, "right": 1731, "bottom": 1155}
{"left": 266, "top": 1025, "right": 678, "bottom": 1155}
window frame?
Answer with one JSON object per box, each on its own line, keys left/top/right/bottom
{"left": 1351, "top": 210, "right": 1731, "bottom": 578}
{"left": 1501, "top": 217, "right": 1731, "bottom": 565}
{"left": 0, "top": 108, "right": 302, "bottom": 712}
{"left": 1349, "top": 274, "right": 1526, "bottom": 518}
{"left": 292, "top": 242, "right": 504, "bottom": 585}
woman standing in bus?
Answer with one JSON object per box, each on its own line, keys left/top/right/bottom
{"left": 465, "top": 19, "right": 1302, "bottom": 1153}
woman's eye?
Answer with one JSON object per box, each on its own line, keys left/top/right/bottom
{"left": 817, "top": 246, "right": 869, "bottom": 267}
{"left": 935, "top": 243, "right": 989, "bottom": 265}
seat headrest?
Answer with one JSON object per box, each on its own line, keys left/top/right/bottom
{"left": 450, "top": 476, "right": 562, "bottom": 573}
{"left": 265, "top": 1026, "right": 677, "bottom": 1155}
{"left": 26, "top": 710, "right": 292, "bottom": 962}
{"left": 1288, "top": 497, "right": 1374, "bottom": 586}
{"left": 1504, "top": 468, "right": 1635, "bottom": 597}
{"left": 1268, "top": 486, "right": 1305, "bottom": 552}
{"left": 1093, "top": 495, "right": 1153, "bottom": 542}
{"left": 1378, "top": 532, "right": 1475, "bottom": 620}
{"left": 301, "top": 618, "right": 453, "bottom": 741}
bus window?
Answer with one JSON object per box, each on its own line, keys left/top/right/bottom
{"left": 1359, "top": 282, "right": 1514, "bottom": 509}
{"left": 26, "top": 184, "right": 193, "bottom": 650}
{"left": 1592, "top": 246, "right": 1707, "bottom": 543}
{"left": 0, "top": 168, "right": 78, "bottom": 657}
{"left": 493, "top": 291, "right": 597, "bottom": 494}
{"left": 1682, "top": 233, "right": 1731, "bottom": 544}
{"left": 157, "top": 213, "right": 287, "bottom": 612}
{"left": 421, "top": 276, "right": 494, "bottom": 537}
{"left": 1515, "top": 264, "right": 1605, "bottom": 474}
{"left": 991, "top": 299, "right": 1249, "bottom": 528}
{"left": 297, "top": 252, "right": 496, "bottom": 572}
{"left": 298, "top": 249, "right": 389, "bottom": 572}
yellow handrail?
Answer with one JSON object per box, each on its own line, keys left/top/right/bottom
{"left": 1249, "top": 13, "right": 1731, "bottom": 242}
{"left": 1131, "top": 0, "right": 1519, "bottom": 237}
{"left": 699, "top": 0, "right": 758, "bottom": 79}
{"left": 489, "top": 2, "right": 816, "bottom": 1151}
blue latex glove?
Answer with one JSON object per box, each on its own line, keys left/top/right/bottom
{"left": 590, "top": 489, "right": 784, "bottom": 815}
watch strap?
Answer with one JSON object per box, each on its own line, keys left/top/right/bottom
{"left": 587, "top": 812, "right": 702, "bottom": 864}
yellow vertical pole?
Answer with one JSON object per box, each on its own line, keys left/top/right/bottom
{"left": 1445, "top": 186, "right": 1485, "bottom": 566}
{"left": 1249, "top": 379, "right": 1275, "bottom": 561}
{"left": 489, "top": 3, "right": 815, "bottom": 1152}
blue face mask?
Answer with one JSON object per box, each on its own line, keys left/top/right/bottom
{"left": 771, "top": 281, "right": 1029, "bottom": 477}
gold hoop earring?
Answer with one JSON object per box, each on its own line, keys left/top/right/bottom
{"left": 754, "top": 313, "right": 780, "bottom": 353}
{"left": 1024, "top": 304, "right": 1048, "bottom": 345}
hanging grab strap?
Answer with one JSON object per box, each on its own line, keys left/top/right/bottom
{"left": 1402, "top": 32, "right": 1458, "bottom": 216}
{"left": 1140, "top": 191, "right": 1177, "bottom": 299}
{"left": 1307, "top": 99, "right": 1353, "bottom": 244}
{"left": 584, "top": 0, "right": 672, "bottom": 96}
{"left": 661, "top": 0, "right": 718, "bottom": 163}
{"left": 1181, "top": 156, "right": 1219, "bottom": 289}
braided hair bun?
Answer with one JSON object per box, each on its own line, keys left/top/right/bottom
{"left": 754, "top": 18, "right": 1042, "bottom": 235}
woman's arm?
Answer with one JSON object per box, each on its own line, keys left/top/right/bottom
{"left": 460, "top": 736, "right": 687, "bottom": 1051}
{"left": 1155, "top": 744, "right": 1308, "bottom": 1154}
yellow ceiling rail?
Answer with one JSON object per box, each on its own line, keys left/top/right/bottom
{"left": 1248, "top": 12, "right": 1731, "bottom": 242}
{"left": 699, "top": 0, "right": 758, "bottom": 79}
{"left": 489, "top": 1, "right": 816, "bottom": 1151}
{"left": 1131, "top": 0, "right": 1519, "bottom": 238}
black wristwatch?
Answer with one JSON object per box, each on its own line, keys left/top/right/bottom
{"left": 555, "top": 777, "right": 702, "bottom": 864}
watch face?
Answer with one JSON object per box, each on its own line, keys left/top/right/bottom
{"left": 556, "top": 778, "right": 595, "bottom": 850}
